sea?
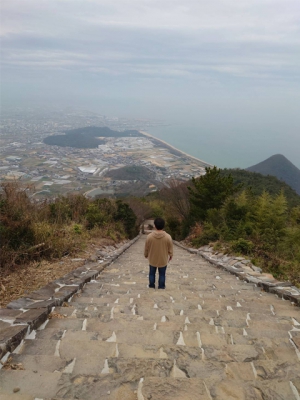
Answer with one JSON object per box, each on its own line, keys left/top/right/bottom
{"left": 147, "top": 124, "right": 244, "bottom": 169}
{"left": 146, "top": 124, "right": 300, "bottom": 170}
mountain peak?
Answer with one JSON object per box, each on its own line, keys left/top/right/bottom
{"left": 246, "top": 154, "right": 300, "bottom": 195}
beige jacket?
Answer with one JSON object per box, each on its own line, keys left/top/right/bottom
{"left": 144, "top": 230, "right": 173, "bottom": 268}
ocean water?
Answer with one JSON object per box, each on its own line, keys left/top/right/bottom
{"left": 147, "top": 125, "right": 245, "bottom": 169}
{"left": 147, "top": 124, "right": 300, "bottom": 170}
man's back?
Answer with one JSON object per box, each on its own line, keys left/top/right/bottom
{"left": 144, "top": 230, "right": 173, "bottom": 268}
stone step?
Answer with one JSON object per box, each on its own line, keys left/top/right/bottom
{"left": 4, "top": 353, "right": 68, "bottom": 373}
{"left": 139, "top": 376, "right": 300, "bottom": 400}
{"left": 246, "top": 320, "right": 292, "bottom": 331}
{"left": 139, "top": 377, "right": 212, "bottom": 400}
{"left": 245, "top": 328, "right": 291, "bottom": 339}
{"left": 209, "top": 378, "right": 300, "bottom": 400}
{"left": 24, "top": 334, "right": 258, "bottom": 359}
{"left": 0, "top": 395, "right": 36, "bottom": 400}
{"left": 253, "top": 359, "right": 300, "bottom": 381}
{"left": 18, "top": 338, "right": 117, "bottom": 358}
{"left": 0, "top": 370, "right": 62, "bottom": 398}
{"left": 5, "top": 354, "right": 217, "bottom": 379}
{"left": 2, "top": 236, "right": 299, "bottom": 399}
{"left": 12, "top": 354, "right": 300, "bottom": 383}
{"left": 34, "top": 322, "right": 292, "bottom": 353}
{"left": 0, "top": 370, "right": 139, "bottom": 400}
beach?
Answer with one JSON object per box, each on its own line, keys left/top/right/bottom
{"left": 139, "top": 130, "right": 213, "bottom": 168}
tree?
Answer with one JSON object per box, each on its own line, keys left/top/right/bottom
{"left": 160, "top": 179, "right": 190, "bottom": 220}
{"left": 254, "top": 190, "right": 287, "bottom": 249}
{"left": 189, "top": 166, "right": 241, "bottom": 222}
{"left": 125, "top": 197, "right": 152, "bottom": 227}
{"left": 114, "top": 200, "right": 137, "bottom": 238}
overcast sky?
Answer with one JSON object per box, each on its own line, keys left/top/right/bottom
{"left": 1, "top": 0, "right": 300, "bottom": 167}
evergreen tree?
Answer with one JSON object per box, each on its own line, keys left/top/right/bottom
{"left": 189, "top": 166, "right": 241, "bottom": 222}
{"left": 254, "top": 191, "right": 287, "bottom": 249}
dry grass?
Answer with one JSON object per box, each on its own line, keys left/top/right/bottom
{"left": 0, "top": 237, "right": 117, "bottom": 308}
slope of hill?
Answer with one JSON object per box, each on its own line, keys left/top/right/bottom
{"left": 43, "top": 126, "right": 141, "bottom": 148}
{"left": 221, "top": 168, "right": 300, "bottom": 208}
{"left": 106, "top": 166, "right": 155, "bottom": 181}
{"left": 246, "top": 154, "right": 300, "bottom": 195}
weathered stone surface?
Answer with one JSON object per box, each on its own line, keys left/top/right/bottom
{"left": 0, "top": 394, "right": 34, "bottom": 400}
{"left": 26, "top": 283, "right": 59, "bottom": 300}
{"left": 53, "top": 286, "right": 78, "bottom": 302}
{"left": 26, "top": 299, "right": 56, "bottom": 309}
{"left": 55, "top": 373, "right": 137, "bottom": 400}
{"left": 253, "top": 360, "right": 300, "bottom": 381}
{"left": 1, "top": 234, "right": 299, "bottom": 399}
{"left": 14, "top": 308, "right": 48, "bottom": 329}
{"left": 255, "top": 380, "right": 300, "bottom": 400}
{"left": 250, "top": 265, "right": 262, "bottom": 273}
{"left": 142, "top": 377, "right": 210, "bottom": 400}
{"left": 0, "top": 370, "right": 62, "bottom": 398}
{"left": 227, "top": 259, "right": 239, "bottom": 266}
{"left": 292, "top": 337, "right": 300, "bottom": 349}
{"left": 7, "top": 353, "right": 67, "bottom": 373}
{"left": 0, "top": 309, "right": 26, "bottom": 320}
{"left": 0, "top": 320, "right": 11, "bottom": 330}
{"left": 0, "top": 325, "right": 28, "bottom": 357}
{"left": 210, "top": 381, "right": 261, "bottom": 400}
{"left": 6, "top": 297, "right": 37, "bottom": 310}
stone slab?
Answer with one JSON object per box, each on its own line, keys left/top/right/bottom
{"left": 142, "top": 377, "right": 211, "bottom": 400}
{"left": 26, "top": 283, "right": 59, "bottom": 300}
{"left": 292, "top": 336, "right": 300, "bottom": 349}
{"left": 0, "top": 324, "right": 28, "bottom": 358}
{"left": 53, "top": 373, "right": 138, "bottom": 400}
{"left": 0, "top": 395, "right": 35, "bottom": 400}
{"left": 0, "top": 309, "right": 24, "bottom": 320}
{"left": 5, "top": 354, "right": 66, "bottom": 373}
{"left": 0, "top": 370, "right": 62, "bottom": 398}
{"left": 14, "top": 308, "right": 48, "bottom": 329}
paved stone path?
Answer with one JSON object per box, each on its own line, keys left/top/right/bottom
{"left": 1, "top": 236, "right": 300, "bottom": 399}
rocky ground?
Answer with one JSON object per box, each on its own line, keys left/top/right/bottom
{"left": 1, "top": 235, "right": 300, "bottom": 399}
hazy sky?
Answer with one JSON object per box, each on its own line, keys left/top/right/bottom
{"left": 1, "top": 0, "right": 300, "bottom": 167}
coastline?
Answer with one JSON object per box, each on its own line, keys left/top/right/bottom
{"left": 139, "top": 130, "right": 213, "bottom": 167}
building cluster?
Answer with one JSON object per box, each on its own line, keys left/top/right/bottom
{"left": 0, "top": 110, "right": 207, "bottom": 198}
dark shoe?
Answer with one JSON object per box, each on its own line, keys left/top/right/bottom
{"left": 158, "top": 287, "right": 165, "bottom": 289}
{"left": 149, "top": 285, "right": 155, "bottom": 289}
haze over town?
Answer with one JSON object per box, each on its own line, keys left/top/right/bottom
{"left": 1, "top": 0, "right": 300, "bottom": 168}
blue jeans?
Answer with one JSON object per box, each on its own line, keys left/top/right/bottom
{"left": 149, "top": 265, "right": 167, "bottom": 289}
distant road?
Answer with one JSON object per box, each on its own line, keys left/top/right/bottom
{"left": 139, "top": 130, "right": 213, "bottom": 168}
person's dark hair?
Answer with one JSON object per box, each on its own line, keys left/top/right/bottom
{"left": 154, "top": 217, "right": 165, "bottom": 230}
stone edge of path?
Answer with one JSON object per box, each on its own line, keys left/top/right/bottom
{"left": 0, "top": 234, "right": 141, "bottom": 363}
{"left": 174, "top": 241, "right": 300, "bottom": 307}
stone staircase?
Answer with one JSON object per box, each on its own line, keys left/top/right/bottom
{"left": 1, "top": 235, "right": 300, "bottom": 399}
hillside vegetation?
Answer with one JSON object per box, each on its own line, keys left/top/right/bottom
{"left": 0, "top": 182, "right": 137, "bottom": 269}
{"left": 43, "top": 126, "right": 141, "bottom": 148}
{"left": 221, "top": 168, "right": 300, "bottom": 208}
{"left": 106, "top": 166, "right": 156, "bottom": 181}
{"left": 246, "top": 154, "right": 300, "bottom": 195}
{"left": 142, "top": 168, "right": 300, "bottom": 286}
{"left": 2, "top": 165, "right": 300, "bottom": 289}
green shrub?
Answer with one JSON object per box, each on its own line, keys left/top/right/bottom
{"left": 0, "top": 182, "right": 139, "bottom": 269}
{"left": 230, "top": 238, "right": 254, "bottom": 255}
{"left": 166, "top": 217, "right": 181, "bottom": 240}
{"left": 49, "top": 199, "right": 72, "bottom": 223}
{"left": 114, "top": 200, "right": 137, "bottom": 238}
{"left": 85, "top": 204, "right": 107, "bottom": 229}
{"left": 192, "top": 223, "right": 220, "bottom": 246}
{"left": 73, "top": 224, "right": 83, "bottom": 234}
